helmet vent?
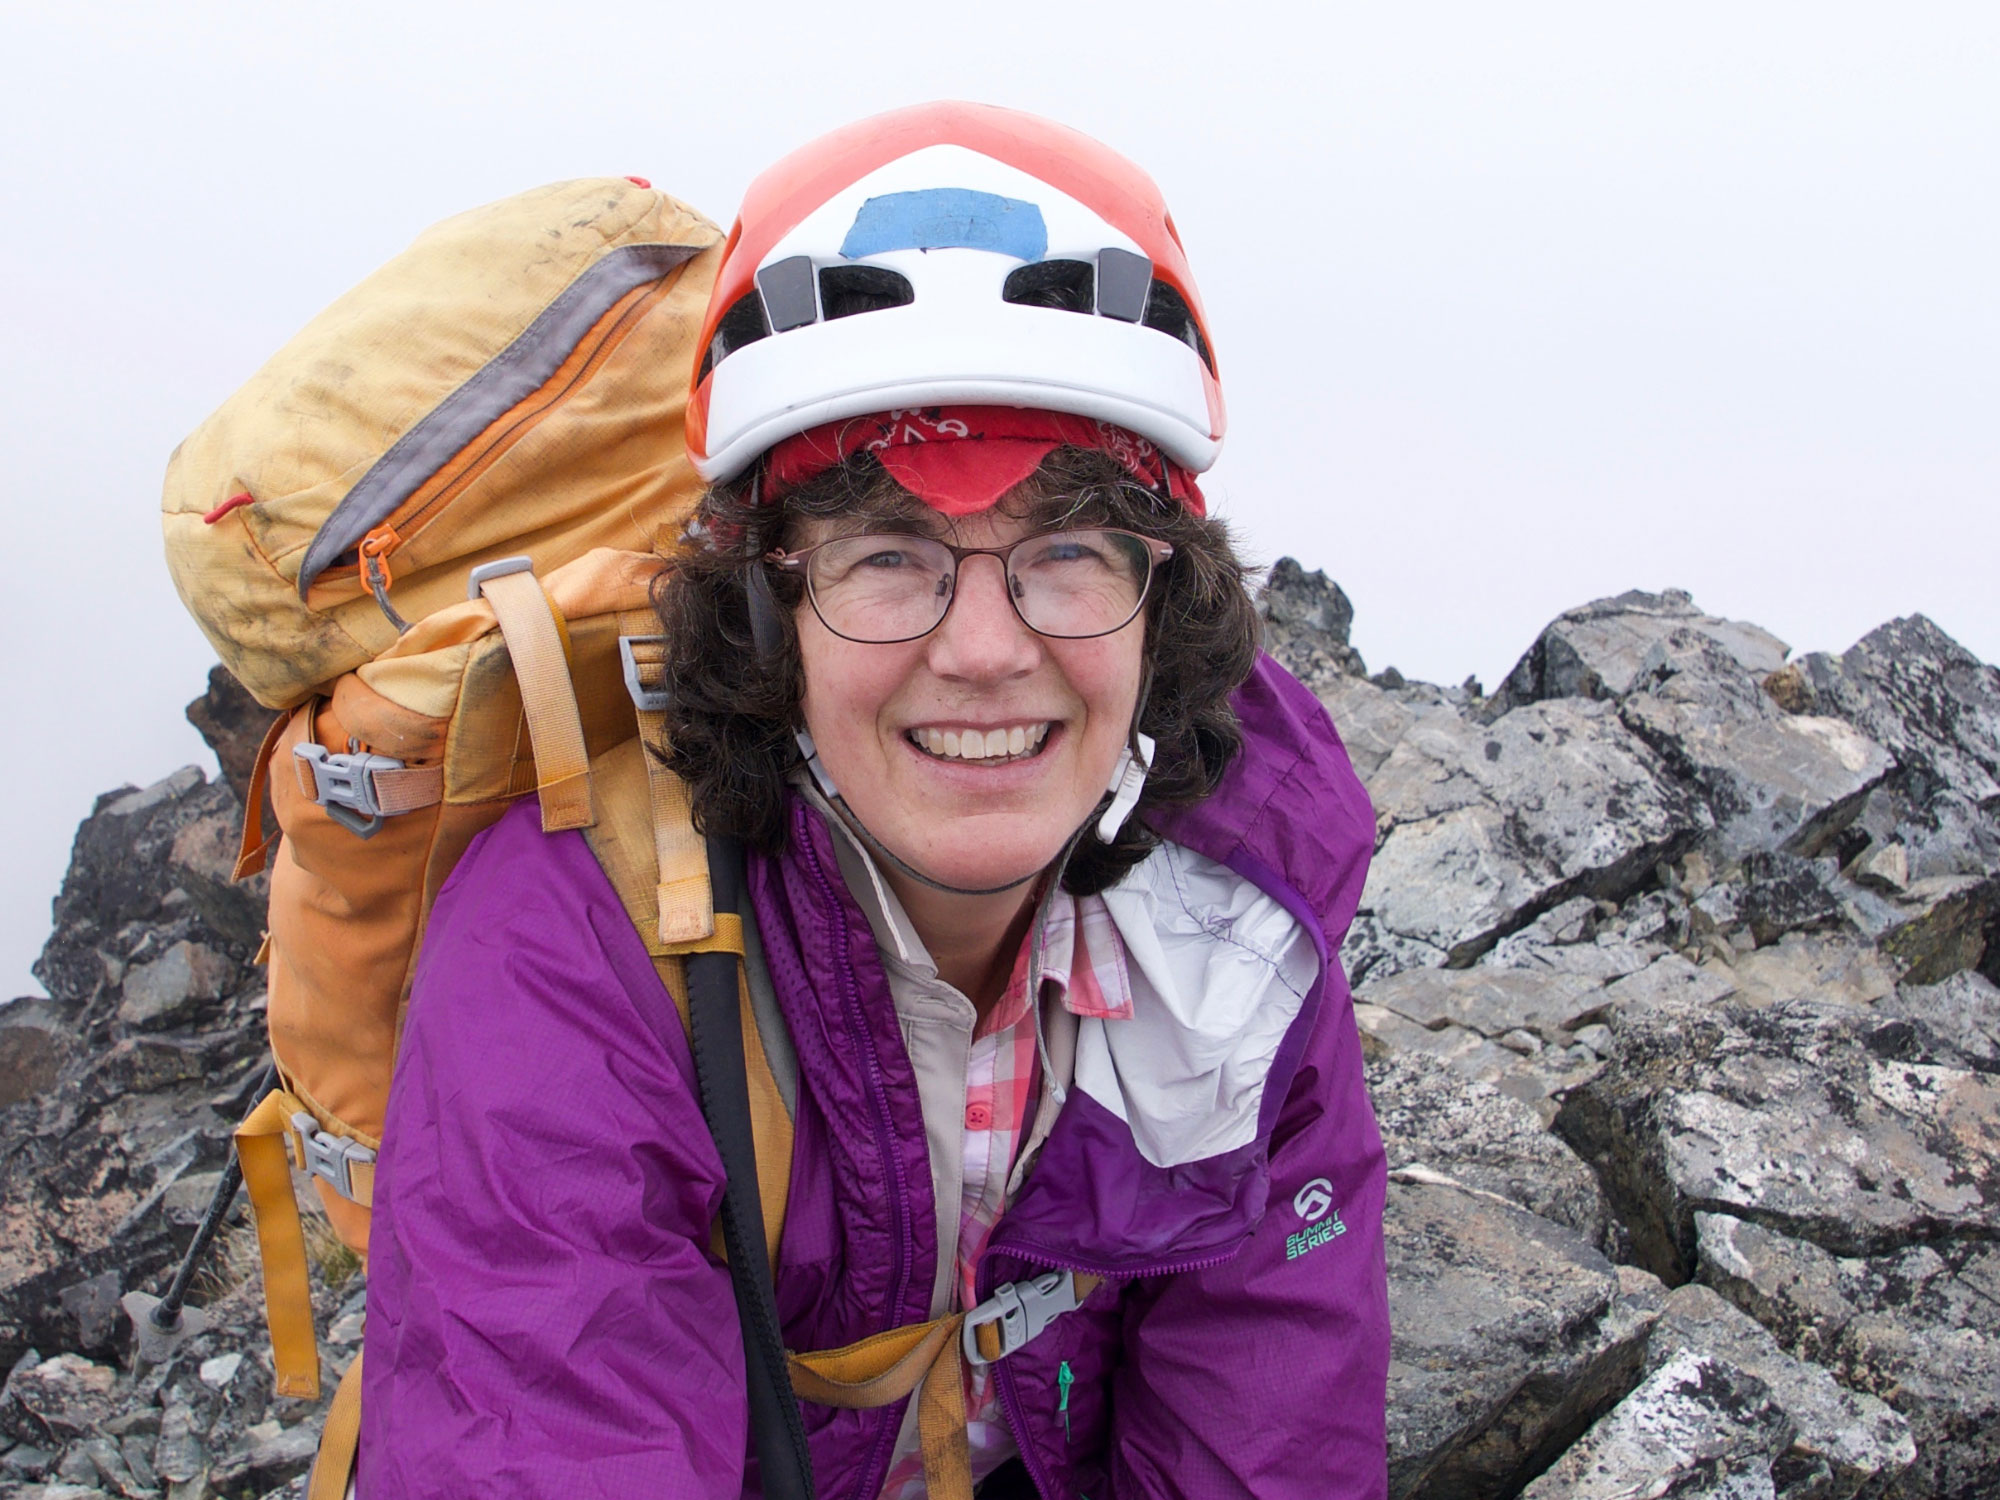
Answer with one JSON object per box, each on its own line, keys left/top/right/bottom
{"left": 1001, "top": 259, "right": 1096, "bottom": 315}
{"left": 818, "top": 265, "right": 915, "bottom": 321}
{"left": 698, "top": 290, "right": 773, "bottom": 384}
{"left": 1142, "top": 279, "right": 1215, "bottom": 373}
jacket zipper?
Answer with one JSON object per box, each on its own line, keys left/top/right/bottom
{"left": 796, "top": 813, "right": 917, "bottom": 1499}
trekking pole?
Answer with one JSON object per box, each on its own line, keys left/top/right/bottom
{"left": 124, "top": 1061, "right": 278, "bottom": 1363}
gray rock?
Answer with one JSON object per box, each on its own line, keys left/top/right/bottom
{"left": 1518, "top": 1349, "right": 1793, "bottom": 1500}
{"left": 1490, "top": 589, "right": 1791, "bottom": 717}
{"left": 165, "top": 812, "right": 269, "bottom": 954}
{"left": 0, "top": 1018, "right": 70, "bottom": 1112}
{"left": 1646, "top": 1283, "right": 1914, "bottom": 1499}
{"left": 1604, "top": 954, "right": 1737, "bottom": 1013}
{"left": 1873, "top": 874, "right": 2000, "bottom": 987}
{"left": 1736, "top": 854, "right": 1845, "bottom": 949}
{"left": 150, "top": 1403, "right": 205, "bottom": 1486}
{"left": 1696, "top": 1213, "right": 2000, "bottom": 1500}
{"left": 1618, "top": 632, "right": 1890, "bottom": 861}
{"left": 1362, "top": 697, "right": 1709, "bottom": 967}
{"left": 1386, "top": 1180, "right": 1658, "bottom": 1499}
{"left": 1368, "top": 1050, "right": 1611, "bottom": 1241}
{"left": 183, "top": 666, "right": 274, "bottom": 813}
{"left": 1799, "top": 615, "right": 2000, "bottom": 881}
{"left": 116, "top": 942, "right": 235, "bottom": 1032}
{"left": 1554, "top": 998, "right": 2000, "bottom": 1282}
{"left": 1721, "top": 935, "right": 1898, "bottom": 1011}
{"left": 1878, "top": 970, "right": 2000, "bottom": 1067}
{"left": 1257, "top": 557, "right": 1365, "bottom": 691}
{"left": 0, "top": 1355, "right": 118, "bottom": 1448}
{"left": 1360, "top": 966, "right": 1608, "bottom": 1045}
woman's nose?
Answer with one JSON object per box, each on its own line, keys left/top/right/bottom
{"left": 926, "top": 554, "right": 1040, "bottom": 678}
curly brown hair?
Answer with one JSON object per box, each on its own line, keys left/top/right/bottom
{"left": 652, "top": 445, "right": 1261, "bottom": 895}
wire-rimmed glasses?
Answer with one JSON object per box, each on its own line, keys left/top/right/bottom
{"left": 768, "top": 528, "right": 1174, "bottom": 644}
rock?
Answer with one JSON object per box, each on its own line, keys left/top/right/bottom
{"left": 166, "top": 813, "right": 269, "bottom": 953}
{"left": 197, "top": 1354, "right": 241, "bottom": 1389}
{"left": 1848, "top": 841, "right": 1909, "bottom": 894}
{"left": 1878, "top": 970, "right": 2000, "bottom": 1067}
{"left": 1386, "top": 1179, "right": 1658, "bottom": 1499}
{"left": 1360, "top": 967, "right": 1608, "bottom": 1046}
{"left": 1258, "top": 557, "right": 1365, "bottom": 690}
{"left": 53, "top": 1274, "right": 122, "bottom": 1354}
{"left": 116, "top": 942, "right": 236, "bottom": 1032}
{"left": 150, "top": 1403, "right": 205, "bottom": 1487}
{"left": 1694, "top": 1213, "right": 2000, "bottom": 1500}
{"left": 1874, "top": 874, "right": 2000, "bottom": 987}
{"left": 1646, "top": 1282, "right": 1914, "bottom": 1498}
{"left": 34, "top": 768, "right": 248, "bottom": 1016}
{"left": 1723, "top": 936, "right": 1898, "bottom": 1011}
{"left": 1368, "top": 1050, "right": 1611, "bottom": 1241}
{"left": 1799, "top": 615, "right": 2000, "bottom": 881}
{"left": 0, "top": 1354, "right": 118, "bottom": 1448}
{"left": 1735, "top": 854, "right": 1844, "bottom": 948}
{"left": 1554, "top": 998, "right": 2000, "bottom": 1283}
{"left": 0, "top": 1014, "right": 71, "bottom": 1112}
{"left": 1360, "top": 696, "right": 1709, "bottom": 969}
{"left": 1618, "top": 632, "right": 1890, "bottom": 861}
{"left": 1603, "top": 954, "right": 1737, "bottom": 1013}
{"left": 1517, "top": 1349, "right": 1793, "bottom": 1499}
{"left": 183, "top": 665, "right": 275, "bottom": 812}
{"left": 1489, "top": 589, "right": 1791, "bottom": 718}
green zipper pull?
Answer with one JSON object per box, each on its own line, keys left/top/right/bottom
{"left": 1057, "top": 1359, "right": 1074, "bottom": 1443}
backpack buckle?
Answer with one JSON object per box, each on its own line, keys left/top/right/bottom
{"left": 619, "top": 635, "right": 672, "bottom": 713}
{"left": 961, "top": 1270, "right": 1082, "bottom": 1366}
{"left": 289, "top": 1112, "right": 377, "bottom": 1202}
{"left": 293, "top": 742, "right": 406, "bottom": 839}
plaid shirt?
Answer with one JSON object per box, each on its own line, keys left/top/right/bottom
{"left": 879, "top": 888, "right": 1135, "bottom": 1499}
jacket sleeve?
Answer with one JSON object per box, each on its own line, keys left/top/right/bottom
{"left": 1107, "top": 977, "right": 1391, "bottom": 1499}
{"left": 359, "top": 812, "right": 747, "bottom": 1498}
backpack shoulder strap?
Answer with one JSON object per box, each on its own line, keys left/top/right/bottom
{"left": 580, "top": 733, "right": 795, "bottom": 1270}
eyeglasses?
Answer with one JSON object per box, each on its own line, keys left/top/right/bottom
{"left": 768, "top": 528, "right": 1174, "bottom": 644}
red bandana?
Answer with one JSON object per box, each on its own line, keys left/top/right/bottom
{"left": 763, "top": 406, "right": 1205, "bottom": 516}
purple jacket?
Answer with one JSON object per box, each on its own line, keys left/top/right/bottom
{"left": 361, "top": 655, "right": 1389, "bottom": 1497}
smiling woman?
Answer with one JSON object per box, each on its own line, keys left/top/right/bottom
{"left": 362, "top": 102, "right": 1391, "bottom": 1500}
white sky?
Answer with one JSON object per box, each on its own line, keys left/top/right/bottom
{"left": 3, "top": 1, "right": 1996, "bottom": 997}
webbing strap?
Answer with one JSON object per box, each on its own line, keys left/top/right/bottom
{"left": 233, "top": 707, "right": 295, "bottom": 880}
{"left": 234, "top": 1089, "right": 322, "bottom": 1399}
{"left": 787, "top": 1270, "right": 1103, "bottom": 1500}
{"left": 290, "top": 756, "right": 444, "bottom": 816}
{"left": 619, "top": 627, "right": 715, "bottom": 944}
{"left": 479, "top": 568, "right": 594, "bottom": 832}
{"left": 306, "top": 1352, "right": 364, "bottom": 1500}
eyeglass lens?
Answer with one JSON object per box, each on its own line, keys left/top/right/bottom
{"left": 806, "top": 530, "right": 1156, "bottom": 643}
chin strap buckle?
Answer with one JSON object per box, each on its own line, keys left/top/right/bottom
{"left": 1096, "top": 732, "right": 1155, "bottom": 842}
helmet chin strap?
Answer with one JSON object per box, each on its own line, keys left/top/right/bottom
{"left": 793, "top": 719, "right": 1155, "bottom": 900}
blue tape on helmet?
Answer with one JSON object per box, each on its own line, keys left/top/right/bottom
{"left": 840, "top": 189, "right": 1048, "bottom": 262}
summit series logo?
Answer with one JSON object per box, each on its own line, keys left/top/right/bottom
{"left": 1286, "top": 1177, "right": 1346, "bottom": 1261}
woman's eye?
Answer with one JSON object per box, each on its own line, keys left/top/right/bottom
{"left": 858, "top": 549, "right": 911, "bottom": 569}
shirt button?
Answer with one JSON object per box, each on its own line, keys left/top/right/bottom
{"left": 965, "top": 1103, "right": 991, "bottom": 1130}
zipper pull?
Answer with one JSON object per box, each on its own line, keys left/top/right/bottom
{"left": 1057, "top": 1359, "right": 1074, "bottom": 1443}
{"left": 358, "top": 525, "right": 412, "bottom": 633}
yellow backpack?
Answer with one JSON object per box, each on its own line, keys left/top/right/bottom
{"left": 164, "top": 175, "right": 1087, "bottom": 1500}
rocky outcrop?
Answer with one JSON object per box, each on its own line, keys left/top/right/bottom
{"left": 6, "top": 578, "right": 1997, "bottom": 1497}
{"left": 1288, "top": 575, "right": 1999, "bottom": 1497}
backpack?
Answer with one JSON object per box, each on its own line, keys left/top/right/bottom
{"left": 164, "top": 177, "right": 1088, "bottom": 1500}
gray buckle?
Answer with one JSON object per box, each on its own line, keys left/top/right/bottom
{"left": 961, "top": 1270, "right": 1082, "bottom": 1367}
{"left": 292, "top": 742, "right": 406, "bottom": 840}
{"left": 619, "top": 635, "right": 672, "bottom": 713}
{"left": 467, "top": 555, "right": 535, "bottom": 599}
{"left": 290, "top": 1112, "right": 377, "bottom": 1202}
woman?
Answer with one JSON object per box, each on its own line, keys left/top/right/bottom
{"left": 363, "top": 103, "right": 1389, "bottom": 1498}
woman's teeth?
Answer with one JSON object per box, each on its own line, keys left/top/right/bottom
{"left": 910, "top": 723, "right": 1051, "bottom": 762}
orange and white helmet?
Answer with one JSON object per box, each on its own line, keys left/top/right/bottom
{"left": 687, "top": 101, "right": 1224, "bottom": 486}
